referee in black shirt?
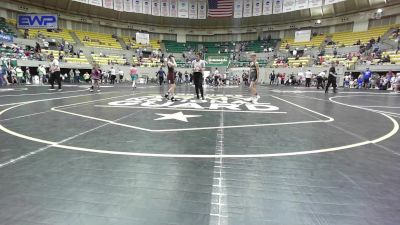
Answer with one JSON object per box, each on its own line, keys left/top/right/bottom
{"left": 325, "top": 62, "right": 337, "bottom": 93}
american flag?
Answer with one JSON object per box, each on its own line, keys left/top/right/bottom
{"left": 208, "top": 0, "right": 234, "bottom": 18}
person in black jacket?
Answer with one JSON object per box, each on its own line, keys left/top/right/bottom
{"left": 325, "top": 62, "right": 337, "bottom": 93}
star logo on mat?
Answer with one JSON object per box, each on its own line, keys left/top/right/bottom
{"left": 154, "top": 112, "right": 202, "bottom": 122}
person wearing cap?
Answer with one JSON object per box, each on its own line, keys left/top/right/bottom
{"left": 49, "top": 54, "right": 62, "bottom": 91}
{"left": 362, "top": 68, "right": 372, "bottom": 89}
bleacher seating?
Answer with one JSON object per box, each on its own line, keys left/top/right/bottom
{"left": 41, "top": 49, "right": 89, "bottom": 64}
{"left": 22, "top": 29, "right": 75, "bottom": 43}
{"left": 123, "top": 36, "right": 161, "bottom": 50}
{"left": 164, "top": 40, "right": 278, "bottom": 54}
{"left": 163, "top": 40, "right": 191, "bottom": 53}
{"left": 0, "top": 46, "right": 15, "bottom": 57}
{"left": 132, "top": 57, "right": 161, "bottom": 67}
{"left": 92, "top": 54, "right": 127, "bottom": 65}
{"left": 245, "top": 40, "right": 279, "bottom": 53}
{"left": 327, "top": 25, "right": 392, "bottom": 47}
{"left": 280, "top": 35, "right": 326, "bottom": 50}
{"left": 0, "top": 18, "right": 16, "bottom": 36}
{"left": 322, "top": 55, "right": 357, "bottom": 68}
{"left": 382, "top": 51, "right": 400, "bottom": 64}
{"left": 75, "top": 31, "right": 122, "bottom": 49}
{"left": 272, "top": 56, "right": 311, "bottom": 68}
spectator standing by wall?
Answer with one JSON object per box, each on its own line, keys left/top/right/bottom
{"left": 305, "top": 70, "right": 312, "bottom": 87}
{"left": 37, "top": 64, "right": 46, "bottom": 85}
{"left": 109, "top": 67, "right": 116, "bottom": 85}
{"left": 75, "top": 69, "right": 81, "bottom": 83}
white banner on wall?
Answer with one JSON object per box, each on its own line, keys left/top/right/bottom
{"left": 283, "top": 0, "right": 295, "bottom": 12}
{"left": 103, "top": 0, "right": 114, "bottom": 9}
{"left": 136, "top": 32, "right": 150, "bottom": 44}
{"left": 114, "top": 0, "right": 124, "bottom": 11}
{"left": 295, "top": 29, "right": 311, "bottom": 42}
{"left": 161, "top": 0, "right": 170, "bottom": 16}
{"left": 124, "top": 0, "right": 133, "bottom": 11}
{"left": 243, "top": 0, "right": 252, "bottom": 17}
{"left": 234, "top": 0, "right": 243, "bottom": 18}
{"left": 325, "top": 0, "right": 345, "bottom": 5}
{"left": 253, "top": 0, "right": 262, "bottom": 16}
{"left": 188, "top": 0, "right": 198, "bottom": 19}
{"left": 178, "top": 0, "right": 189, "bottom": 18}
{"left": 169, "top": 0, "right": 178, "bottom": 17}
{"left": 295, "top": 0, "right": 308, "bottom": 10}
{"left": 143, "top": 0, "right": 151, "bottom": 14}
{"left": 262, "top": 0, "right": 272, "bottom": 15}
{"left": 73, "top": 0, "right": 89, "bottom": 3}
{"left": 133, "top": 0, "right": 143, "bottom": 13}
{"left": 89, "top": 0, "right": 102, "bottom": 6}
{"left": 273, "top": 0, "right": 283, "bottom": 14}
{"left": 152, "top": 0, "right": 161, "bottom": 16}
{"left": 309, "top": 0, "right": 322, "bottom": 7}
{"left": 197, "top": 0, "right": 207, "bottom": 19}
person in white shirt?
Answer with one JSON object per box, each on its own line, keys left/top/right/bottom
{"left": 37, "top": 64, "right": 46, "bottom": 85}
{"left": 49, "top": 55, "right": 62, "bottom": 91}
{"left": 394, "top": 73, "right": 400, "bottom": 93}
{"left": 192, "top": 53, "right": 206, "bottom": 100}
{"left": 305, "top": 70, "right": 313, "bottom": 87}
{"left": 213, "top": 68, "right": 220, "bottom": 86}
{"left": 118, "top": 69, "right": 124, "bottom": 83}
{"left": 109, "top": 67, "right": 116, "bottom": 84}
{"left": 297, "top": 71, "right": 305, "bottom": 86}
{"left": 316, "top": 70, "right": 325, "bottom": 89}
{"left": 74, "top": 69, "right": 81, "bottom": 83}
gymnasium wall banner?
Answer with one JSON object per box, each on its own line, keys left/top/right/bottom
{"left": 295, "top": 29, "right": 311, "bottom": 42}
{"left": 133, "top": 0, "right": 143, "bottom": 13}
{"left": 262, "top": 0, "right": 272, "bottom": 15}
{"left": 243, "top": 0, "right": 252, "bottom": 18}
{"left": 252, "top": 0, "right": 262, "bottom": 17}
{"left": 205, "top": 54, "right": 230, "bottom": 67}
{"left": 143, "top": 0, "right": 152, "bottom": 14}
{"left": 17, "top": 14, "right": 58, "bottom": 29}
{"left": 89, "top": 0, "right": 103, "bottom": 6}
{"left": 234, "top": 0, "right": 243, "bottom": 18}
{"left": 0, "top": 33, "right": 13, "bottom": 43}
{"left": 282, "top": 0, "right": 295, "bottom": 12}
{"left": 124, "top": 0, "right": 133, "bottom": 12}
{"left": 272, "top": 0, "right": 282, "bottom": 14}
{"left": 325, "top": 0, "right": 345, "bottom": 5}
{"left": 197, "top": 0, "right": 207, "bottom": 19}
{"left": 136, "top": 32, "right": 150, "bottom": 44}
{"left": 102, "top": 0, "right": 114, "bottom": 9}
{"left": 188, "top": 0, "right": 198, "bottom": 19}
{"left": 178, "top": 0, "right": 189, "bottom": 18}
{"left": 160, "top": 0, "right": 170, "bottom": 17}
{"left": 113, "top": 0, "right": 124, "bottom": 11}
{"left": 75, "top": 0, "right": 347, "bottom": 18}
{"left": 295, "top": 0, "right": 309, "bottom": 10}
{"left": 169, "top": 0, "right": 178, "bottom": 17}
{"left": 73, "top": 0, "right": 89, "bottom": 3}
{"left": 309, "top": 0, "right": 322, "bottom": 8}
{"left": 152, "top": 0, "right": 161, "bottom": 16}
